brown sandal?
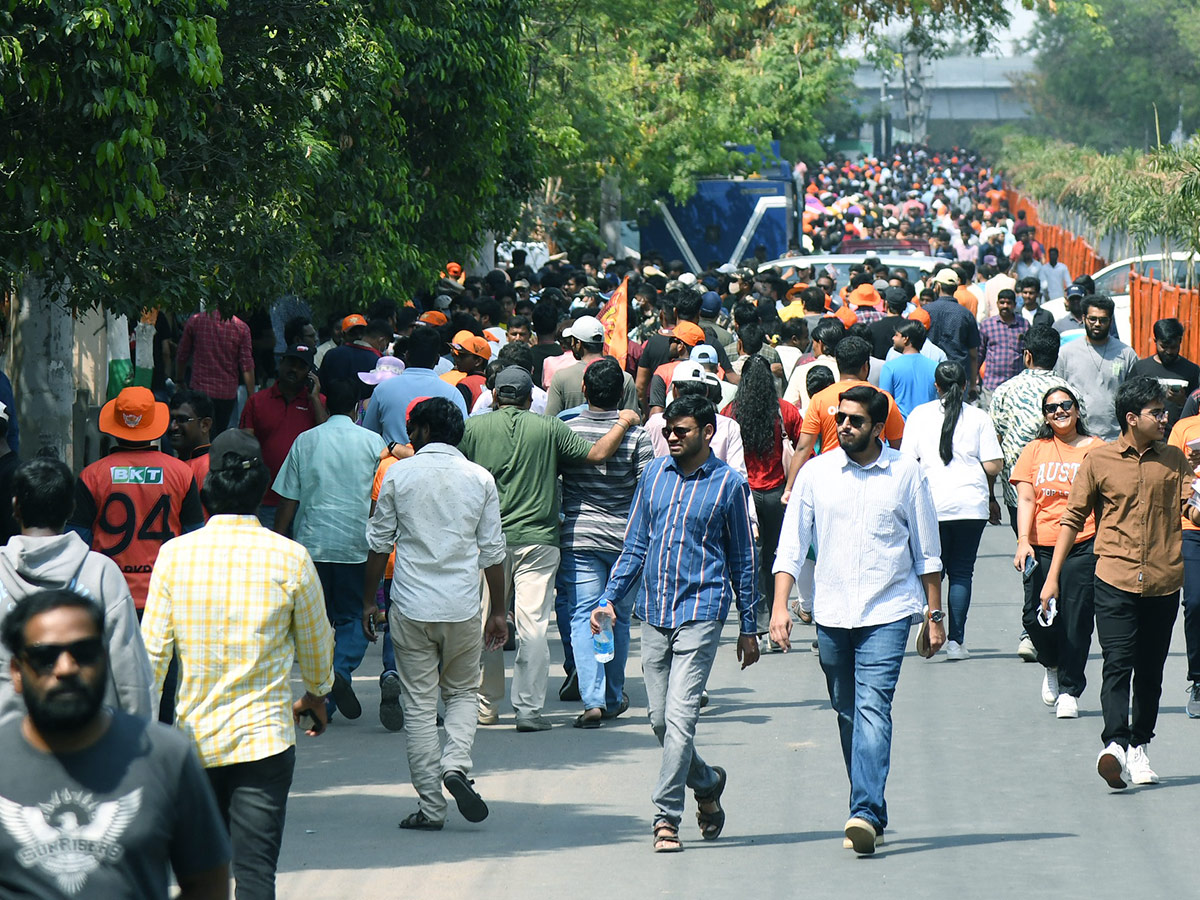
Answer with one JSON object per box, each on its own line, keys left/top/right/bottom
{"left": 653, "top": 820, "right": 683, "bottom": 852}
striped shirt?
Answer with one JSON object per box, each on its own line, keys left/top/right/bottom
{"left": 989, "top": 368, "right": 1083, "bottom": 508}
{"left": 141, "top": 515, "right": 335, "bottom": 768}
{"left": 774, "top": 445, "right": 942, "bottom": 629}
{"left": 559, "top": 410, "right": 654, "bottom": 554}
{"left": 599, "top": 453, "right": 758, "bottom": 634}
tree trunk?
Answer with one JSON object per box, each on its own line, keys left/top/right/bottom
{"left": 600, "top": 174, "right": 623, "bottom": 258}
{"left": 13, "top": 276, "right": 76, "bottom": 466}
{"left": 468, "top": 230, "right": 496, "bottom": 278}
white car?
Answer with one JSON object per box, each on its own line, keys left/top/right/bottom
{"left": 759, "top": 253, "right": 946, "bottom": 291}
{"left": 1089, "top": 252, "right": 1198, "bottom": 346}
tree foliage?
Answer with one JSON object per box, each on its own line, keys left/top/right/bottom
{"left": 1, "top": 1, "right": 538, "bottom": 317}
{"left": 1022, "top": 0, "right": 1200, "bottom": 152}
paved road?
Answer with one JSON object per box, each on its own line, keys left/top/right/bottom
{"left": 275, "top": 524, "right": 1198, "bottom": 899}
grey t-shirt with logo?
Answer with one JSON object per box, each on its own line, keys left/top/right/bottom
{"left": 0, "top": 711, "right": 229, "bottom": 898}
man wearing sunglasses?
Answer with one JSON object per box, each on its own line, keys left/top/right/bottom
{"left": 591, "top": 394, "right": 759, "bottom": 852}
{"left": 0, "top": 590, "right": 230, "bottom": 898}
{"left": 1044, "top": 376, "right": 1200, "bottom": 789}
{"left": 771, "top": 384, "right": 943, "bottom": 855}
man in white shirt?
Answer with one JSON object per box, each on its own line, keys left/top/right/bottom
{"left": 770, "top": 384, "right": 943, "bottom": 856}
{"left": 1039, "top": 247, "right": 1072, "bottom": 301}
{"left": 362, "top": 397, "right": 508, "bottom": 830}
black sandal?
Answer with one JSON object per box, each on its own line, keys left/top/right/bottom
{"left": 653, "top": 820, "right": 683, "bottom": 852}
{"left": 573, "top": 709, "right": 603, "bottom": 729}
{"left": 695, "top": 766, "right": 726, "bottom": 840}
{"left": 399, "top": 810, "right": 444, "bottom": 831}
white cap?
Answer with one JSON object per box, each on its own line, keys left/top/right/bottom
{"left": 563, "top": 315, "right": 605, "bottom": 344}
{"left": 678, "top": 273, "right": 697, "bottom": 286}
{"left": 690, "top": 344, "right": 719, "bottom": 366}
{"left": 669, "top": 361, "right": 707, "bottom": 391}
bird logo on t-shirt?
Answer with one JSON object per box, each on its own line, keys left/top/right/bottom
{"left": 0, "top": 787, "right": 142, "bottom": 894}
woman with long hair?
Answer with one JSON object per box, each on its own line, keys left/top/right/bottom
{"left": 727, "top": 354, "right": 802, "bottom": 645}
{"left": 1011, "top": 386, "right": 1101, "bottom": 717}
{"left": 902, "top": 361, "right": 1003, "bottom": 659}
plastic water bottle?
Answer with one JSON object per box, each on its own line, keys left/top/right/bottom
{"left": 593, "top": 599, "right": 615, "bottom": 662}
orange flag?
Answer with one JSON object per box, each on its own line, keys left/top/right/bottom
{"left": 599, "top": 276, "right": 629, "bottom": 368}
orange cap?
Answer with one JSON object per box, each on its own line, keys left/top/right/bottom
{"left": 445, "top": 262, "right": 463, "bottom": 279}
{"left": 671, "top": 321, "right": 706, "bottom": 347}
{"left": 451, "top": 331, "right": 491, "bottom": 359}
{"left": 341, "top": 314, "right": 368, "bottom": 332}
{"left": 417, "top": 310, "right": 448, "bottom": 327}
{"left": 99, "top": 386, "right": 169, "bottom": 441}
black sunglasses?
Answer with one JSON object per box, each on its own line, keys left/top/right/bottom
{"left": 1043, "top": 399, "right": 1075, "bottom": 415}
{"left": 834, "top": 412, "right": 867, "bottom": 428}
{"left": 661, "top": 425, "right": 697, "bottom": 439}
{"left": 21, "top": 638, "right": 105, "bottom": 675}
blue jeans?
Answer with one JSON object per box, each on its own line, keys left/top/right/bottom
{"left": 562, "top": 549, "right": 633, "bottom": 711}
{"left": 641, "top": 620, "right": 723, "bottom": 827}
{"left": 380, "top": 578, "right": 396, "bottom": 678}
{"left": 315, "top": 561, "right": 368, "bottom": 712}
{"left": 817, "top": 617, "right": 910, "bottom": 833}
{"left": 938, "top": 519, "right": 987, "bottom": 644}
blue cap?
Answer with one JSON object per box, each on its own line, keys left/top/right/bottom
{"left": 700, "top": 291, "right": 723, "bottom": 317}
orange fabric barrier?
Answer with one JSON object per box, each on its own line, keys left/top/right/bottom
{"left": 1000, "top": 190, "right": 1107, "bottom": 282}
{"left": 1131, "top": 272, "right": 1200, "bottom": 358}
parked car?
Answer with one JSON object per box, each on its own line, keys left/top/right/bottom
{"left": 1090, "top": 252, "right": 1199, "bottom": 346}
{"left": 759, "top": 252, "right": 945, "bottom": 291}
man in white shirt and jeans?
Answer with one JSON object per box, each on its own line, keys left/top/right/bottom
{"left": 771, "top": 384, "right": 944, "bottom": 856}
{"left": 361, "top": 398, "right": 508, "bottom": 830}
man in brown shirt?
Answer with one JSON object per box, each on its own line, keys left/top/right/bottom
{"left": 1044, "top": 376, "right": 1200, "bottom": 790}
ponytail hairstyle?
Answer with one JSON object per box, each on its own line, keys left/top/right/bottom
{"left": 934, "top": 360, "right": 966, "bottom": 465}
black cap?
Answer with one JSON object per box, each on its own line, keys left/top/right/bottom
{"left": 495, "top": 366, "right": 533, "bottom": 401}
{"left": 209, "top": 429, "right": 263, "bottom": 473}
{"left": 282, "top": 343, "right": 316, "bottom": 368}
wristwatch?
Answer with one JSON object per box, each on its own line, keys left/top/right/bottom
{"left": 927, "top": 609, "right": 945, "bottom": 624}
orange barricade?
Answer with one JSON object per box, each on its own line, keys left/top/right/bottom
{"left": 1130, "top": 272, "right": 1200, "bottom": 358}
{"left": 1001, "top": 189, "right": 1106, "bottom": 281}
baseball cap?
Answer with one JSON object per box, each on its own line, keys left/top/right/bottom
{"left": 341, "top": 314, "right": 368, "bottom": 332}
{"left": 209, "top": 429, "right": 264, "bottom": 473}
{"left": 418, "top": 310, "right": 448, "bottom": 327}
{"left": 99, "top": 386, "right": 169, "bottom": 441}
{"left": 451, "top": 331, "right": 492, "bottom": 360}
{"left": 495, "top": 366, "right": 533, "bottom": 401}
{"left": 678, "top": 273, "right": 697, "bottom": 286}
{"left": 699, "top": 292, "right": 723, "bottom": 318}
{"left": 359, "top": 356, "right": 406, "bottom": 385}
{"left": 1066, "top": 284, "right": 1087, "bottom": 300}
{"left": 690, "top": 344, "right": 719, "bottom": 366}
{"left": 883, "top": 286, "right": 908, "bottom": 308}
{"left": 932, "top": 268, "right": 960, "bottom": 286}
{"left": 671, "top": 321, "right": 705, "bottom": 347}
{"left": 563, "top": 315, "right": 605, "bottom": 344}
{"left": 445, "top": 261, "right": 464, "bottom": 279}
{"left": 872, "top": 279, "right": 891, "bottom": 293}
{"left": 669, "top": 361, "right": 707, "bottom": 389}
{"left": 281, "top": 343, "right": 316, "bottom": 368}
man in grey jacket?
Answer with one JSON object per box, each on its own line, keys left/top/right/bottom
{"left": 0, "top": 457, "right": 153, "bottom": 720}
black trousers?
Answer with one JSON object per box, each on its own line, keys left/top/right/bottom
{"left": 206, "top": 747, "right": 296, "bottom": 900}
{"left": 1093, "top": 578, "right": 1178, "bottom": 749}
{"left": 1022, "top": 540, "right": 1096, "bottom": 697}
{"left": 752, "top": 485, "right": 786, "bottom": 632}
{"left": 210, "top": 397, "right": 237, "bottom": 438}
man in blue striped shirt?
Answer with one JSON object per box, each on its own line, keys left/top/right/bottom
{"left": 593, "top": 395, "right": 759, "bottom": 853}
{"left": 770, "top": 384, "right": 944, "bottom": 856}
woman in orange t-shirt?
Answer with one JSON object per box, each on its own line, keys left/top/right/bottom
{"left": 1010, "top": 386, "right": 1102, "bottom": 718}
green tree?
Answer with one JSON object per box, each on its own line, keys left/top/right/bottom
{"left": 1022, "top": 0, "right": 1200, "bottom": 152}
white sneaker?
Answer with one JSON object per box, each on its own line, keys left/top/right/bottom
{"left": 1041, "top": 669, "right": 1060, "bottom": 706}
{"left": 1097, "top": 743, "right": 1128, "bottom": 789}
{"left": 944, "top": 640, "right": 969, "bottom": 661}
{"left": 1017, "top": 635, "right": 1038, "bottom": 662}
{"left": 1126, "top": 745, "right": 1159, "bottom": 785}
{"left": 1055, "top": 694, "right": 1079, "bottom": 718}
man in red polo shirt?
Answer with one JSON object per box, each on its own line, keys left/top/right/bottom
{"left": 239, "top": 343, "right": 329, "bottom": 529}
{"left": 168, "top": 389, "right": 214, "bottom": 494}
{"left": 69, "top": 387, "right": 204, "bottom": 611}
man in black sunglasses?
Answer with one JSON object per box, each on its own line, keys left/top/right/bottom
{"left": 0, "top": 590, "right": 231, "bottom": 898}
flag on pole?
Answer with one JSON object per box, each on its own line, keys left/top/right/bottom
{"left": 598, "top": 276, "right": 629, "bottom": 369}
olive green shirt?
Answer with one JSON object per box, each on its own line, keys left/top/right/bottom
{"left": 459, "top": 406, "right": 594, "bottom": 547}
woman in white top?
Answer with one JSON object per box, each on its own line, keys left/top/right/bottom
{"left": 902, "top": 361, "right": 1003, "bottom": 660}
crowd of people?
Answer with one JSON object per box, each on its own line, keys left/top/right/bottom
{"left": 3, "top": 145, "right": 1200, "bottom": 896}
